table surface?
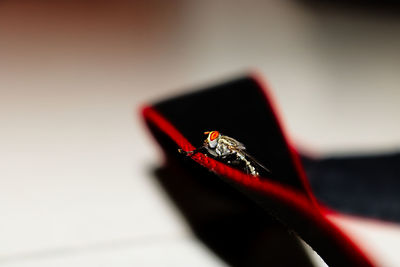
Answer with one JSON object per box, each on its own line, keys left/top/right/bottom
{"left": 1, "top": 1, "right": 399, "bottom": 266}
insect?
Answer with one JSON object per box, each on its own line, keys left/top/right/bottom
{"left": 178, "top": 131, "right": 270, "bottom": 177}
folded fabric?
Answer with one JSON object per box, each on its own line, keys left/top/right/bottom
{"left": 141, "top": 75, "right": 381, "bottom": 266}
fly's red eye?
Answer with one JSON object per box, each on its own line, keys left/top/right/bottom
{"left": 210, "top": 131, "right": 219, "bottom": 141}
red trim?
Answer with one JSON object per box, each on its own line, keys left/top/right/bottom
{"left": 142, "top": 105, "right": 375, "bottom": 266}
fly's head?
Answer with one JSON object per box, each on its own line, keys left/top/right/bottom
{"left": 204, "top": 131, "right": 220, "bottom": 149}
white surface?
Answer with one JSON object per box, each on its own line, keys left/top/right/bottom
{"left": 1, "top": 237, "right": 227, "bottom": 267}
{"left": 0, "top": 1, "right": 399, "bottom": 266}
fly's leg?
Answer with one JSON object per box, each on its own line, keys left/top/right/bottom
{"left": 246, "top": 162, "right": 259, "bottom": 176}
{"left": 178, "top": 146, "right": 206, "bottom": 156}
{"left": 236, "top": 151, "right": 259, "bottom": 176}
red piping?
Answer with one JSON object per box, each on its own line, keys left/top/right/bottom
{"left": 251, "top": 72, "right": 319, "bottom": 208}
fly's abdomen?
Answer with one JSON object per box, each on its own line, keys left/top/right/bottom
{"left": 235, "top": 151, "right": 259, "bottom": 176}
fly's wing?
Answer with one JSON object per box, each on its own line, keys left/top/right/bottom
{"left": 222, "top": 136, "right": 246, "bottom": 150}
{"left": 241, "top": 150, "right": 272, "bottom": 174}
{"left": 221, "top": 135, "right": 270, "bottom": 174}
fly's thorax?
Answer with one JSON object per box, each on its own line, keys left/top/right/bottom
{"left": 215, "top": 141, "right": 233, "bottom": 157}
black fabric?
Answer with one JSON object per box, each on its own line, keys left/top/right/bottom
{"left": 302, "top": 152, "right": 400, "bottom": 222}
{"left": 144, "top": 76, "right": 380, "bottom": 266}
{"left": 154, "top": 77, "right": 307, "bottom": 192}
{"left": 154, "top": 76, "right": 400, "bottom": 224}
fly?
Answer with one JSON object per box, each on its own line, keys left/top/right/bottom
{"left": 179, "top": 131, "right": 270, "bottom": 177}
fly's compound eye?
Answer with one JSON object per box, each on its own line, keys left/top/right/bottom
{"left": 204, "top": 131, "right": 219, "bottom": 148}
{"left": 209, "top": 131, "right": 219, "bottom": 141}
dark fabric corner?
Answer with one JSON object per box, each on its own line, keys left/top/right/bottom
{"left": 302, "top": 152, "right": 400, "bottom": 222}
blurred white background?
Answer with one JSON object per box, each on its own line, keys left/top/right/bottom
{"left": 0, "top": 1, "right": 399, "bottom": 266}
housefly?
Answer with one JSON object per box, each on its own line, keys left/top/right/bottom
{"left": 179, "top": 131, "right": 270, "bottom": 177}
